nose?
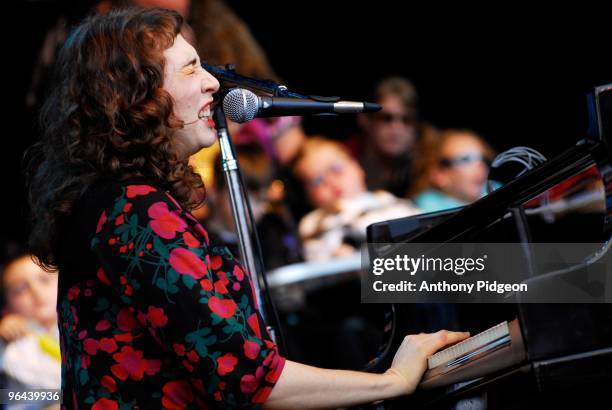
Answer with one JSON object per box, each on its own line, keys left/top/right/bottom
{"left": 201, "top": 67, "right": 220, "bottom": 94}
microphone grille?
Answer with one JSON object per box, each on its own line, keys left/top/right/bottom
{"left": 222, "top": 88, "right": 259, "bottom": 123}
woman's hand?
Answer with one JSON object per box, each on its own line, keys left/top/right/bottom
{"left": 385, "top": 330, "right": 471, "bottom": 395}
{"left": 0, "top": 313, "right": 30, "bottom": 343}
{"left": 265, "top": 330, "right": 471, "bottom": 409}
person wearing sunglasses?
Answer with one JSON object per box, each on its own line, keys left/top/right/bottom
{"left": 410, "top": 129, "right": 495, "bottom": 213}
{"left": 353, "top": 77, "right": 437, "bottom": 198}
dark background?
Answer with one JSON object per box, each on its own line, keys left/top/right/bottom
{"left": 7, "top": 1, "right": 611, "bottom": 251}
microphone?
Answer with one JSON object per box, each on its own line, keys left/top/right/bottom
{"left": 222, "top": 88, "right": 381, "bottom": 123}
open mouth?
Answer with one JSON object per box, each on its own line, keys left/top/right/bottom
{"left": 198, "top": 104, "right": 216, "bottom": 129}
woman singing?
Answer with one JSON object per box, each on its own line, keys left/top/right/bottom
{"left": 26, "top": 7, "right": 468, "bottom": 409}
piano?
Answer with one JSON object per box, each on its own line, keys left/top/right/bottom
{"left": 364, "top": 84, "right": 612, "bottom": 409}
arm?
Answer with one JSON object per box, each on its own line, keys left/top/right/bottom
{"left": 265, "top": 330, "right": 470, "bottom": 410}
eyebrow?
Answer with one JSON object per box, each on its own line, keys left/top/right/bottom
{"left": 181, "top": 58, "right": 198, "bottom": 70}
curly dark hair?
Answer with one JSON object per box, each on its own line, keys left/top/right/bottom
{"left": 26, "top": 7, "right": 205, "bottom": 271}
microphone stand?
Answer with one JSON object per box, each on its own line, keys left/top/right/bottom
{"left": 203, "top": 63, "right": 307, "bottom": 98}
{"left": 213, "top": 105, "right": 285, "bottom": 352}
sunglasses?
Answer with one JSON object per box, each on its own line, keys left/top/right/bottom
{"left": 373, "top": 111, "right": 417, "bottom": 126}
{"left": 439, "top": 152, "right": 489, "bottom": 168}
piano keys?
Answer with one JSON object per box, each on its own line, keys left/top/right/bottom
{"left": 421, "top": 319, "right": 525, "bottom": 389}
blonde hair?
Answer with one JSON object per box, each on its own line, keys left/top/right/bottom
{"left": 291, "top": 137, "right": 353, "bottom": 180}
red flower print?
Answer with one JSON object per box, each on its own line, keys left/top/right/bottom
{"left": 67, "top": 286, "right": 80, "bottom": 301}
{"left": 243, "top": 340, "right": 261, "bottom": 360}
{"left": 266, "top": 353, "right": 285, "bottom": 383}
{"left": 146, "top": 306, "right": 168, "bottom": 327}
{"left": 247, "top": 313, "right": 262, "bottom": 339}
{"left": 99, "top": 337, "right": 118, "bottom": 353}
{"left": 169, "top": 248, "right": 207, "bottom": 279}
{"left": 96, "top": 268, "right": 111, "bottom": 286}
{"left": 173, "top": 343, "right": 186, "bottom": 356}
{"left": 92, "top": 397, "right": 118, "bottom": 410}
{"left": 216, "top": 353, "right": 238, "bottom": 376}
{"left": 192, "top": 379, "right": 205, "bottom": 394}
{"left": 182, "top": 359, "right": 194, "bottom": 373}
{"left": 148, "top": 202, "right": 187, "bottom": 239}
{"left": 211, "top": 255, "right": 223, "bottom": 270}
{"left": 83, "top": 338, "right": 99, "bottom": 355}
{"left": 117, "top": 308, "right": 138, "bottom": 332}
{"left": 182, "top": 231, "right": 200, "bottom": 248}
{"left": 240, "top": 374, "right": 258, "bottom": 394}
{"left": 252, "top": 387, "right": 273, "bottom": 404}
{"left": 96, "top": 211, "right": 107, "bottom": 234}
{"left": 115, "top": 214, "right": 125, "bottom": 226}
{"left": 214, "top": 281, "right": 228, "bottom": 295}
{"left": 161, "top": 380, "right": 194, "bottom": 410}
{"left": 81, "top": 354, "right": 91, "bottom": 369}
{"left": 217, "top": 271, "right": 229, "bottom": 286}
{"left": 124, "top": 203, "right": 133, "bottom": 213}
{"left": 101, "top": 375, "right": 117, "bottom": 393}
{"left": 95, "top": 320, "right": 111, "bottom": 331}
{"left": 208, "top": 296, "right": 237, "bottom": 319}
{"left": 114, "top": 333, "right": 133, "bottom": 343}
{"left": 200, "top": 278, "right": 213, "bottom": 291}
{"left": 126, "top": 185, "right": 156, "bottom": 198}
{"left": 186, "top": 350, "right": 199, "bottom": 363}
{"left": 233, "top": 282, "right": 241, "bottom": 291}
{"left": 111, "top": 346, "right": 161, "bottom": 381}
{"left": 137, "top": 311, "right": 146, "bottom": 324}
{"left": 233, "top": 265, "right": 245, "bottom": 281}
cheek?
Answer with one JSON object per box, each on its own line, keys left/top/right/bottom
{"left": 43, "top": 284, "right": 58, "bottom": 305}
{"left": 167, "top": 80, "right": 200, "bottom": 117}
{"left": 310, "top": 188, "right": 331, "bottom": 208}
{"left": 339, "top": 169, "right": 361, "bottom": 188}
{"left": 8, "top": 293, "right": 34, "bottom": 316}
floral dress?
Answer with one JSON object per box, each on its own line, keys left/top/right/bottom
{"left": 56, "top": 179, "right": 285, "bottom": 409}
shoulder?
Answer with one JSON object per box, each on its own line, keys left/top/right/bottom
{"left": 80, "top": 178, "right": 185, "bottom": 239}
{"left": 413, "top": 189, "right": 464, "bottom": 212}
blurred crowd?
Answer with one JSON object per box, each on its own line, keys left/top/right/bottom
{"left": 3, "top": 0, "right": 499, "bottom": 393}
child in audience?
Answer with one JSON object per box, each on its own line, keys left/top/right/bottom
{"left": 0, "top": 253, "right": 61, "bottom": 393}
{"left": 292, "top": 137, "right": 420, "bottom": 261}
{"left": 410, "top": 129, "right": 495, "bottom": 212}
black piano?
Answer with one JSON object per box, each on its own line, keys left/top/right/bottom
{"left": 364, "top": 84, "right": 612, "bottom": 409}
